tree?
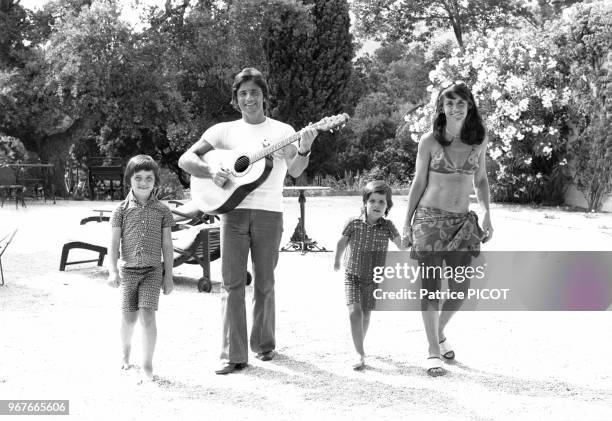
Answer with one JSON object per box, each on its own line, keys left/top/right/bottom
{"left": 351, "top": 0, "right": 533, "bottom": 49}
{"left": 0, "top": 0, "right": 31, "bottom": 68}
{"left": 554, "top": 1, "right": 612, "bottom": 211}
{"left": 15, "top": 0, "right": 189, "bottom": 192}
{"left": 254, "top": 0, "right": 352, "bottom": 178}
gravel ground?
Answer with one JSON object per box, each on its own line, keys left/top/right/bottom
{"left": 1, "top": 197, "right": 611, "bottom": 421}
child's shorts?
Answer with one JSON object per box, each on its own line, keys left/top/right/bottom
{"left": 120, "top": 265, "right": 163, "bottom": 312}
{"left": 344, "top": 273, "right": 376, "bottom": 311}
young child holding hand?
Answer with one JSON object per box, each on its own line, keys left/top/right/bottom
{"left": 108, "top": 154, "right": 175, "bottom": 382}
{"left": 334, "top": 180, "right": 403, "bottom": 370}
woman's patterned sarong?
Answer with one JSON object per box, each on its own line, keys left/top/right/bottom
{"left": 410, "top": 206, "right": 485, "bottom": 260}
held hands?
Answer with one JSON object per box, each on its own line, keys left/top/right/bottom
{"left": 401, "top": 225, "right": 413, "bottom": 249}
{"left": 298, "top": 125, "right": 318, "bottom": 154}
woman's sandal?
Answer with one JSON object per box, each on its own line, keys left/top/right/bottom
{"left": 439, "top": 338, "right": 455, "bottom": 360}
{"left": 426, "top": 356, "right": 446, "bottom": 377}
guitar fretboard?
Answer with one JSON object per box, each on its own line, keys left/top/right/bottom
{"left": 248, "top": 122, "right": 324, "bottom": 163}
{"left": 249, "top": 133, "right": 300, "bottom": 162}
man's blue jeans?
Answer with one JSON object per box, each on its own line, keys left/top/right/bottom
{"left": 219, "top": 209, "right": 283, "bottom": 363}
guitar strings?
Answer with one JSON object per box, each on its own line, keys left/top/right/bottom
{"left": 233, "top": 121, "right": 335, "bottom": 172}
{"left": 235, "top": 156, "right": 250, "bottom": 172}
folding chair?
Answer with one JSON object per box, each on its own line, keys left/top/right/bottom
{"left": 0, "top": 229, "right": 18, "bottom": 286}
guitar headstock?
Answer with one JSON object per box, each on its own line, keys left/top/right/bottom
{"left": 312, "top": 113, "right": 350, "bottom": 133}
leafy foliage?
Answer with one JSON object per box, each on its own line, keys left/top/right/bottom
{"left": 351, "top": 0, "right": 533, "bottom": 48}
{"left": 553, "top": 1, "right": 612, "bottom": 210}
{"left": 263, "top": 0, "right": 353, "bottom": 177}
{"left": 403, "top": 0, "right": 612, "bottom": 208}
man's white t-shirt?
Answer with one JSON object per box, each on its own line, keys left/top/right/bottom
{"left": 201, "top": 117, "right": 296, "bottom": 212}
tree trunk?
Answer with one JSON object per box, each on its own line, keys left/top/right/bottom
{"left": 34, "top": 113, "right": 101, "bottom": 198}
{"left": 37, "top": 136, "right": 73, "bottom": 198}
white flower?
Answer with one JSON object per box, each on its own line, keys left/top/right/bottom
{"left": 542, "top": 146, "right": 553, "bottom": 156}
{"left": 536, "top": 173, "right": 543, "bottom": 179}
{"left": 518, "top": 98, "right": 530, "bottom": 112}
{"left": 539, "top": 89, "right": 555, "bottom": 109}
{"left": 505, "top": 75, "right": 524, "bottom": 93}
{"left": 490, "top": 148, "right": 503, "bottom": 160}
{"left": 560, "top": 87, "right": 572, "bottom": 106}
{"left": 528, "top": 47, "right": 537, "bottom": 58}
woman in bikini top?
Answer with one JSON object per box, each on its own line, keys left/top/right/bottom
{"left": 400, "top": 81, "right": 494, "bottom": 377}
{"left": 429, "top": 144, "right": 481, "bottom": 176}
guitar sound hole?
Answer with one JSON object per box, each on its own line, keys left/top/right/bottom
{"left": 234, "top": 156, "right": 250, "bottom": 173}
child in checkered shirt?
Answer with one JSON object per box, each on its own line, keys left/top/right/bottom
{"left": 334, "top": 181, "right": 403, "bottom": 370}
{"left": 108, "top": 155, "right": 175, "bottom": 382}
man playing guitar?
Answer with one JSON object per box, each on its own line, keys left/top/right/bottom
{"left": 178, "top": 67, "right": 318, "bottom": 374}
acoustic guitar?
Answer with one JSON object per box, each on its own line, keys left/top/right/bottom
{"left": 190, "top": 113, "right": 349, "bottom": 214}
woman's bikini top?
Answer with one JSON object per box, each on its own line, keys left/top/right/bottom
{"left": 429, "top": 145, "right": 481, "bottom": 175}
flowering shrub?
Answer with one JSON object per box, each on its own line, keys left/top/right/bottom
{"left": 404, "top": 26, "right": 572, "bottom": 203}
{"left": 403, "top": 1, "right": 611, "bottom": 206}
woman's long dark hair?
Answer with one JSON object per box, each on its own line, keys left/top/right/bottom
{"left": 432, "top": 82, "right": 486, "bottom": 146}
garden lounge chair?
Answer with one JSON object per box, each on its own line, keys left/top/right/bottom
{"left": 0, "top": 229, "right": 18, "bottom": 286}
{"left": 58, "top": 202, "right": 234, "bottom": 292}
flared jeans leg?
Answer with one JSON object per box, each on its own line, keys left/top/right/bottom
{"left": 219, "top": 209, "right": 282, "bottom": 363}
{"left": 249, "top": 211, "right": 282, "bottom": 354}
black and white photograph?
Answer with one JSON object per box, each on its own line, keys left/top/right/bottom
{"left": 1, "top": 0, "right": 611, "bottom": 420}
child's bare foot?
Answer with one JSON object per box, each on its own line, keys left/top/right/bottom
{"left": 120, "top": 363, "right": 132, "bottom": 370}
{"left": 133, "top": 366, "right": 155, "bottom": 385}
{"left": 141, "top": 365, "right": 154, "bottom": 381}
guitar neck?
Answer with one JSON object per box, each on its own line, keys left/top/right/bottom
{"left": 245, "top": 113, "right": 348, "bottom": 163}
{"left": 249, "top": 131, "right": 303, "bottom": 163}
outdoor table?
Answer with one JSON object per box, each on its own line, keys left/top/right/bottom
{"left": 77, "top": 208, "right": 113, "bottom": 225}
{"left": 93, "top": 209, "right": 113, "bottom": 217}
{"left": 1, "top": 163, "right": 56, "bottom": 204}
{"left": 281, "top": 186, "right": 332, "bottom": 254}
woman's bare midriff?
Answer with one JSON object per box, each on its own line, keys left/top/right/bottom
{"left": 418, "top": 172, "right": 474, "bottom": 213}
